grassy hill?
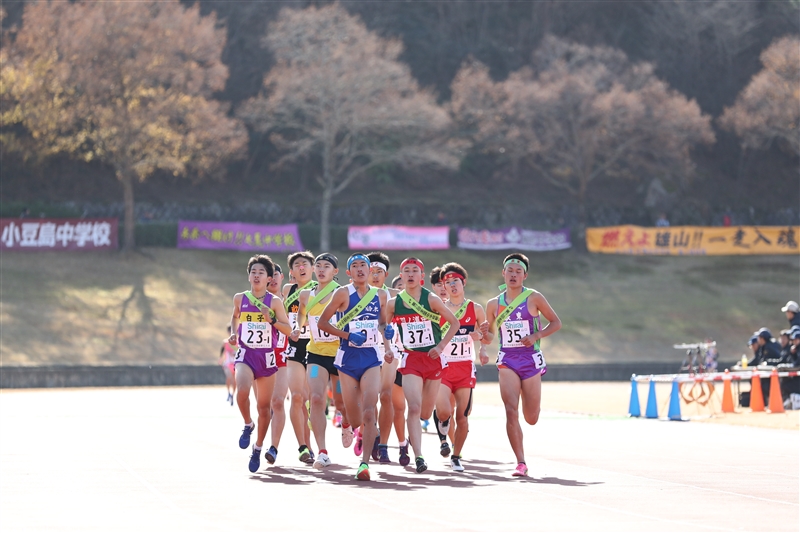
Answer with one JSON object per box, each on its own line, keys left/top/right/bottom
{"left": 0, "top": 248, "right": 796, "bottom": 367}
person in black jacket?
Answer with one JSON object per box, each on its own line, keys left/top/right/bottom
{"left": 781, "top": 301, "right": 800, "bottom": 329}
{"left": 779, "top": 330, "right": 792, "bottom": 364}
{"left": 756, "top": 329, "right": 783, "bottom": 366}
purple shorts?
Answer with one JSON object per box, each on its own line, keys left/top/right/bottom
{"left": 497, "top": 350, "right": 547, "bottom": 381}
{"left": 234, "top": 347, "right": 279, "bottom": 379}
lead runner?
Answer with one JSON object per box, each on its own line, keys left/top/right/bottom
{"left": 485, "top": 253, "right": 561, "bottom": 477}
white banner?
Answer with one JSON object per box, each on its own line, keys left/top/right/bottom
{"left": 347, "top": 225, "right": 450, "bottom": 250}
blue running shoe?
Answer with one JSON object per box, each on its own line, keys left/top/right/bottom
{"left": 248, "top": 446, "right": 261, "bottom": 473}
{"left": 239, "top": 423, "right": 255, "bottom": 449}
{"left": 421, "top": 419, "right": 430, "bottom": 432}
{"left": 265, "top": 446, "right": 278, "bottom": 465}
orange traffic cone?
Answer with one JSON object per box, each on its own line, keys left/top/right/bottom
{"left": 750, "top": 371, "right": 765, "bottom": 412}
{"left": 768, "top": 369, "right": 785, "bottom": 414}
{"left": 721, "top": 370, "right": 735, "bottom": 413}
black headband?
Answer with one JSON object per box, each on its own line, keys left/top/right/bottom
{"left": 315, "top": 253, "right": 338, "bottom": 269}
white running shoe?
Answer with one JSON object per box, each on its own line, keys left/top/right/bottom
{"left": 342, "top": 426, "right": 354, "bottom": 448}
{"left": 313, "top": 452, "right": 332, "bottom": 470}
{"left": 450, "top": 455, "right": 465, "bottom": 472}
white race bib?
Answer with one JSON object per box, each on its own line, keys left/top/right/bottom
{"left": 447, "top": 334, "right": 474, "bottom": 362}
{"left": 289, "top": 312, "right": 310, "bottom": 339}
{"left": 532, "top": 352, "right": 546, "bottom": 369}
{"left": 309, "top": 315, "right": 338, "bottom": 343}
{"left": 401, "top": 320, "right": 434, "bottom": 350}
{"left": 242, "top": 321, "right": 273, "bottom": 349}
{"left": 500, "top": 320, "right": 531, "bottom": 348}
{"left": 349, "top": 319, "right": 381, "bottom": 348}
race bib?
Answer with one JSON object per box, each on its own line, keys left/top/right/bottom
{"left": 447, "top": 334, "right": 474, "bottom": 362}
{"left": 289, "top": 312, "right": 310, "bottom": 339}
{"left": 401, "top": 320, "right": 434, "bottom": 350}
{"left": 309, "top": 315, "right": 338, "bottom": 343}
{"left": 500, "top": 320, "right": 531, "bottom": 348}
{"left": 349, "top": 319, "right": 381, "bottom": 348}
{"left": 532, "top": 351, "right": 546, "bottom": 369}
{"left": 241, "top": 320, "right": 273, "bottom": 349}
{"left": 276, "top": 331, "right": 287, "bottom": 350}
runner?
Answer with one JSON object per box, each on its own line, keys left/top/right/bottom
{"left": 418, "top": 266, "right": 449, "bottom": 434}
{"left": 293, "top": 253, "right": 348, "bottom": 470}
{"left": 485, "top": 253, "right": 562, "bottom": 477}
{"left": 390, "top": 273, "right": 410, "bottom": 466}
{"left": 317, "top": 253, "right": 395, "bottom": 481}
{"left": 432, "top": 262, "right": 490, "bottom": 472}
{"left": 282, "top": 251, "right": 317, "bottom": 464}
{"left": 265, "top": 264, "right": 288, "bottom": 464}
{"left": 219, "top": 326, "right": 236, "bottom": 405}
{"left": 386, "top": 258, "right": 460, "bottom": 473}
{"left": 227, "top": 255, "right": 292, "bottom": 472}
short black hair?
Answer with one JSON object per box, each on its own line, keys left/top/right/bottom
{"left": 391, "top": 275, "right": 403, "bottom": 289}
{"left": 287, "top": 250, "right": 314, "bottom": 269}
{"left": 503, "top": 253, "right": 529, "bottom": 270}
{"left": 274, "top": 264, "right": 282, "bottom": 274}
{"left": 367, "top": 251, "right": 391, "bottom": 270}
{"left": 247, "top": 254, "right": 275, "bottom": 276}
{"left": 441, "top": 262, "right": 467, "bottom": 281}
{"left": 430, "top": 266, "right": 444, "bottom": 285}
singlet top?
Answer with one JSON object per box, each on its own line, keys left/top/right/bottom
{"left": 393, "top": 287, "right": 442, "bottom": 353}
{"left": 306, "top": 285, "right": 340, "bottom": 357}
{"left": 444, "top": 300, "right": 477, "bottom": 363}
{"left": 238, "top": 292, "right": 277, "bottom": 354}
{"left": 286, "top": 283, "right": 311, "bottom": 344}
{"left": 497, "top": 291, "right": 541, "bottom": 355}
{"left": 338, "top": 284, "right": 383, "bottom": 353}
{"left": 268, "top": 290, "right": 287, "bottom": 355}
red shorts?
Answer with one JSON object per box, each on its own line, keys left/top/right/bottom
{"left": 399, "top": 350, "right": 447, "bottom": 381}
{"left": 441, "top": 360, "right": 476, "bottom": 392}
{"left": 275, "top": 348, "right": 287, "bottom": 368}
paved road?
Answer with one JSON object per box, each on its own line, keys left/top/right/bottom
{"left": 1, "top": 386, "right": 797, "bottom": 532}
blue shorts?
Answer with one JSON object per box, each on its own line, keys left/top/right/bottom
{"left": 334, "top": 347, "right": 381, "bottom": 381}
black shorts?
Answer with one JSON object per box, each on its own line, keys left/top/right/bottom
{"left": 285, "top": 339, "right": 308, "bottom": 367}
{"left": 394, "top": 370, "right": 403, "bottom": 387}
{"left": 306, "top": 351, "right": 338, "bottom": 377}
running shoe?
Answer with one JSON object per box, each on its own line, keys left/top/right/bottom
{"left": 354, "top": 427, "right": 363, "bottom": 456}
{"left": 439, "top": 441, "right": 451, "bottom": 458}
{"left": 229, "top": 394, "right": 234, "bottom": 406}
{"left": 512, "top": 462, "right": 528, "bottom": 477}
{"left": 342, "top": 426, "right": 354, "bottom": 448}
{"left": 226, "top": 392, "right": 232, "bottom": 404}
{"left": 313, "top": 452, "right": 332, "bottom": 470}
{"left": 370, "top": 436, "right": 380, "bottom": 461}
{"left": 450, "top": 455, "right": 464, "bottom": 472}
{"left": 415, "top": 456, "right": 428, "bottom": 474}
{"left": 355, "top": 462, "right": 370, "bottom": 481}
{"left": 298, "top": 445, "right": 312, "bottom": 464}
{"left": 239, "top": 423, "right": 255, "bottom": 449}
{"left": 378, "top": 445, "right": 391, "bottom": 464}
{"left": 399, "top": 444, "right": 410, "bottom": 466}
{"left": 433, "top": 410, "right": 449, "bottom": 442}
{"left": 265, "top": 446, "right": 278, "bottom": 465}
{"left": 333, "top": 411, "right": 343, "bottom": 428}
{"left": 248, "top": 446, "right": 261, "bottom": 473}
{"left": 307, "top": 450, "right": 316, "bottom": 464}
{"left": 421, "top": 419, "right": 430, "bottom": 432}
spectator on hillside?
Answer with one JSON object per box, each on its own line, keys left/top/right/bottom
{"left": 19, "top": 207, "right": 30, "bottom": 218}
{"left": 655, "top": 213, "right": 670, "bottom": 227}
{"left": 781, "top": 301, "right": 800, "bottom": 328}
{"left": 756, "top": 328, "right": 783, "bottom": 366}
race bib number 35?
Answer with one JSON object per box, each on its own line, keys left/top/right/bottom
{"left": 289, "top": 312, "right": 310, "bottom": 339}
{"left": 242, "top": 321, "right": 273, "bottom": 349}
{"left": 447, "top": 334, "right": 474, "bottom": 362}
{"left": 500, "top": 320, "right": 531, "bottom": 348}
{"left": 310, "top": 316, "right": 338, "bottom": 343}
{"left": 349, "top": 319, "right": 381, "bottom": 348}
{"left": 401, "top": 321, "right": 434, "bottom": 350}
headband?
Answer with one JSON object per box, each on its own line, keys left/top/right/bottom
{"left": 503, "top": 258, "right": 528, "bottom": 272}
{"left": 441, "top": 271, "right": 465, "bottom": 283}
{"left": 400, "top": 258, "right": 425, "bottom": 271}
{"left": 370, "top": 261, "right": 388, "bottom": 273}
{"left": 315, "top": 253, "right": 338, "bottom": 269}
{"left": 347, "top": 254, "right": 370, "bottom": 270}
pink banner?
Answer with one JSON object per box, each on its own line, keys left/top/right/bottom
{"left": 177, "top": 221, "right": 303, "bottom": 252}
{"left": 0, "top": 218, "right": 118, "bottom": 251}
{"left": 348, "top": 225, "right": 450, "bottom": 250}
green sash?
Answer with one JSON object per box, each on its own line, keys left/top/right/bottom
{"left": 495, "top": 289, "right": 533, "bottom": 330}
{"left": 440, "top": 300, "right": 469, "bottom": 336}
{"left": 397, "top": 290, "right": 441, "bottom": 323}
{"left": 306, "top": 282, "right": 340, "bottom": 315}
{"left": 284, "top": 280, "right": 317, "bottom": 311}
{"left": 244, "top": 291, "right": 276, "bottom": 320}
{"left": 336, "top": 287, "right": 378, "bottom": 329}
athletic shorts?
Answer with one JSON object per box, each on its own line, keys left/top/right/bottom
{"left": 234, "top": 348, "right": 279, "bottom": 379}
{"left": 335, "top": 347, "right": 381, "bottom": 382}
{"left": 497, "top": 350, "right": 546, "bottom": 381}
{"left": 394, "top": 370, "right": 403, "bottom": 387}
{"left": 307, "top": 352, "right": 338, "bottom": 376}
{"left": 399, "top": 350, "right": 447, "bottom": 381}
{"left": 441, "top": 360, "right": 476, "bottom": 392}
{"left": 285, "top": 339, "right": 308, "bottom": 367}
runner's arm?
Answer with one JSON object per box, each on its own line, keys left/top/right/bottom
{"left": 228, "top": 293, "right": 243, "bottom": 345}
{"left": 293, "top": 290, "right": 310, "bottom": 338}
{"left": 485, "top": 298, "right": 499, "bottom": 344}
{"left": 530, "top": 292, "right": 561, "bottom": 342}
{"left": 429, "top": 294, "right": 460, "bottom": 352}
{"left": 378, "top": 291, "right": 394, "bottom": 362}
{"left": 269, "top": 296, "right": 293, "bottom": 336}
{"left": 317, "top": 287, "right": 351, "bottom": 340}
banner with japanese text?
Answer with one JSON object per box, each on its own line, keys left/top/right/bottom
{"left": 586, "top": 225, "right": 799, "bottom": 255}
{"left": 0, "top": 218, "right": 117, "bottom": 251}
{"left": 457, "top": 227, "right": 571, "bottom": 251}
{"left": 177, "top": 221, "right": 303, "bottom": 252}
{"left": 348, "top": 225, "right": 450, "bottom": 250}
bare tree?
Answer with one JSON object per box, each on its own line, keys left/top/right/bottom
{"left": 451, "top": 36, "right": 715, "bottom": 221}
{"left": 720, "top": 36, "right": 800, "bottom": 157}
{"left": 238, "top": 3, "right": 461, "bottom": 250}
{"left": 0, "top": 0, "right": 246, "bottom": 249}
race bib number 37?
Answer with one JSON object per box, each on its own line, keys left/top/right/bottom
{"left": 401, "top": 321, "right": 434, "bottom": 350}
{"left": 500, "top": 320, "right": 531, "bottom": 348}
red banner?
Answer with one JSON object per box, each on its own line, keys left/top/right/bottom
{"left": 0, "top": 218, "right": 118, "bottom": 251}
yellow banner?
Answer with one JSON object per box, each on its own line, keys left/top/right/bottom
{"left": 586, "top": 225, "right": 799, "bottom": 255}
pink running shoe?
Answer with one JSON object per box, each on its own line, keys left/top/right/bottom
{"left": 512, "top": 462, "right": 528, "bottom": 477}
{"left": 332, "top": 411, "right": 343, "bottom": 428}
{"left": 353, "top": 427, "right": 363, "bottom": 456}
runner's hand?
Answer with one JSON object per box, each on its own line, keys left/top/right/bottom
{"left": 384, "top": 324, "right": 395, "bottom": 341}
{"left": 428, "top": 345, "right": 442, "bottom": 359}
{"left": 521, "top": 334, "right": 538, "bottom": 347}
{"left": 479, "top": 321, "right": 489, "bottom": 337}
{"left": 227, "top": 334, "right": 238, "bottom": 346}
{"left": 348, "top": 331, "right": 367, "bottom": 346}
{"left": 289, "top": 329, "right": 301, "bottom": 342}
{"left": 469, "top": 330, "right": 482, "bottom": 341}
{"left": 384, "top": 351, "right": 394, "bottom": 364}
{"left": 479, "top": 348, "right": 489, "bottom": 366}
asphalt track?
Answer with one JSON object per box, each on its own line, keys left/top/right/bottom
{"left": 0, "top": 385, "right": 797, "bottom": 532}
